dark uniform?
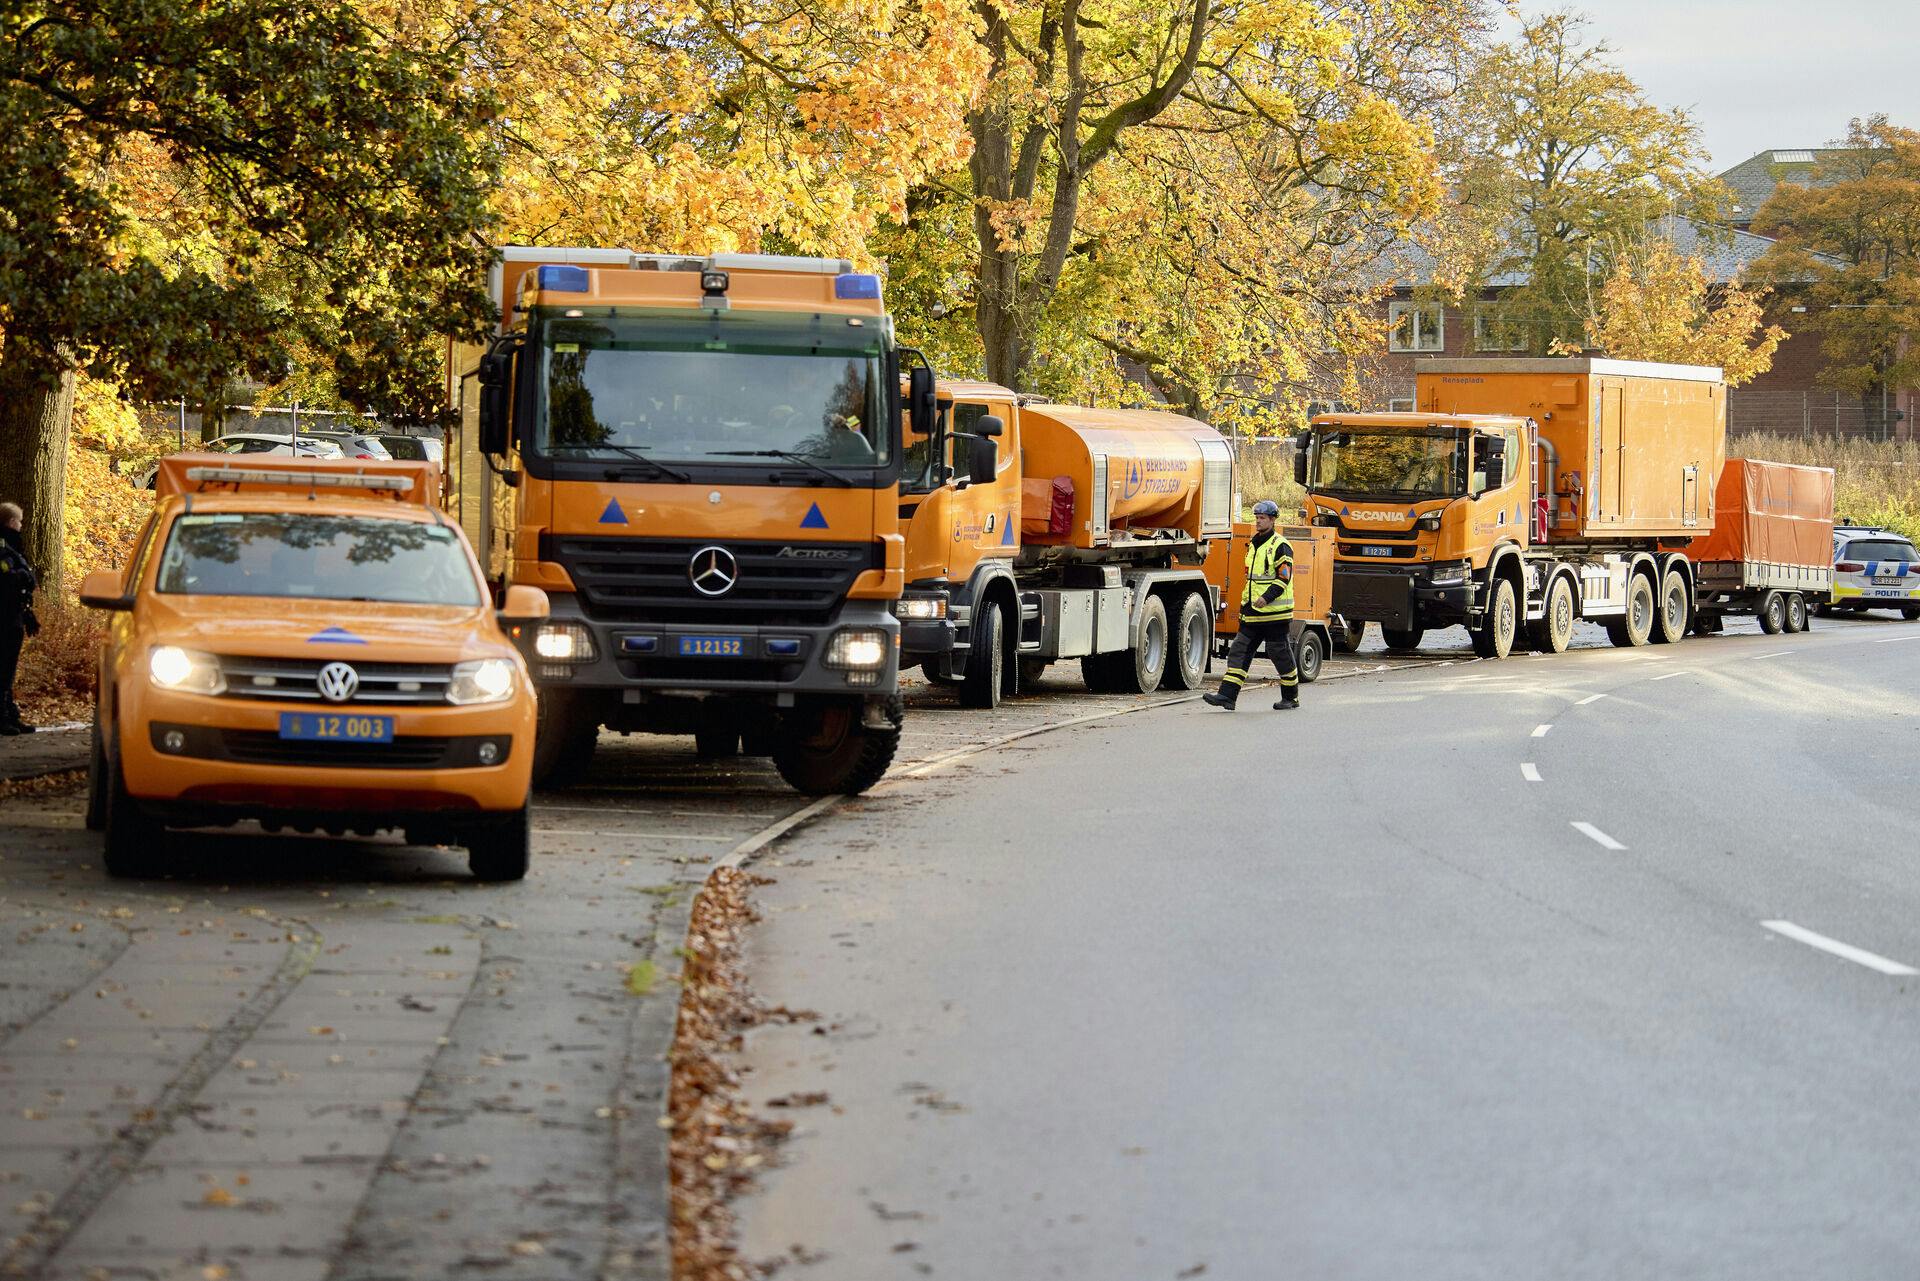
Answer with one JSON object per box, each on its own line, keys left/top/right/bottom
{"left": 1204, "top": 515, "right": 1299, "bottom": 711}
{"left": 0, "top": 524, "right": 38, "bottom": 734}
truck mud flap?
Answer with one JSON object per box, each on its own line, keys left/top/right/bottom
{"left": 1333, "top": 571, "right": 1415, "bottom": 632}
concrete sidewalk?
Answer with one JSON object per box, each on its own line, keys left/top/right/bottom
{"left": 0, "top": 724, "right": 87, "bottom": 783}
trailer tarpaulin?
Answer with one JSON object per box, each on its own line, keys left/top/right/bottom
{"left": 1688, "top": 458, "right": 1834, "bottom": 569}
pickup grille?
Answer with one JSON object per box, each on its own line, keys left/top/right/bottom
{"left": 551, "top": 536, "right": 876, "bottom": 626}
{"left": 216, "top": 656, "right": 455, "bottom": 704}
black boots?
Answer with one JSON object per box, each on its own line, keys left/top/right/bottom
{"left": 1272, "top": 689, "right": 1300, "bottom": 710}
{"left": 1202, "top": 686, "right": 1239, "bottom": 710}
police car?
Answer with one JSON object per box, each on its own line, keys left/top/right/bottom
{"left": 1829, "top": 525, "right": 1920, "bottom": 620}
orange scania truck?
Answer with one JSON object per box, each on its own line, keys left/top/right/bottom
{"left": 444, "top": 247, "right": 933, "bottom": 793}
{"left": 893, "top": 382, "right": 1235, "bottom": 703}
{"left": 1295, "top": 357, "right": 1730, "bottom": 658}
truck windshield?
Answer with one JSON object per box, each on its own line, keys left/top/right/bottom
{"left": 1312, "top": 428, "right": 1464, "bottom": 498}
{"left": 530, "top": 311, "right": 890, "bottom": 467}
{"left": 154, "top": 513, "right": 482, "bottom": 606}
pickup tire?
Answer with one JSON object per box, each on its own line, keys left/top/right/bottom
{"left": 1113, "top": 594, "right": 1169, "bottom": 693}
{"left": 1650, "top": 568, "right": 1689, "bottom": 644}
{"left": 531, "top": 697, "right": 597, "bottom": 788}
{"left": 771, "top": 694, "right": 902, "bottom": 796}
{"left": 1606, "top": 573, "right": 1656, "bottom": 647}
{"left": 1758, "top": 590, "right": 1786, "bottom": 634}
{"left": 961, "top": 599, "right": 1005, "bottom": 709}
{"left": 102, "top": 754, "right": 166, "bottom": 879}
{"left": 1471, "top": 578, "right": 1518, "bottom": 659}
{"left": 1528, "top": 576, "right": 1575, "bottom": 654}
{"left": 1381, "top": 627, "right": 1423, "bottom": 653}
{"left": 85, "top": 713, "right": 109, "bottom": 832}
{"left": 1160, "top": 592, "right": 1209, "bottom": 691}
{"left": 1783, "top": 592, "right": 1808, "bottom": 633}
{"left": 467, "top": 804, "right": 531, "bottom": 882}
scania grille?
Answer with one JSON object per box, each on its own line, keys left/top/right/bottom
{"left": 214, "top": 656, "right": 455, "bottom": 704}
{"left": 551, "top": 536, "right": 876, "bottom": 625}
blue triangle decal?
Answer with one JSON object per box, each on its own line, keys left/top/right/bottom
{"left": 800, "top": 502, "right": 829, "bottom": 530}
{"left": 1002, "top": 513, "right": 1016, "bottom": 545}
{"left": 307, "top": 626, "right": 368, "bottom": 645}
{"left": 599, "top": 498, "right": 628, "bottom": 525}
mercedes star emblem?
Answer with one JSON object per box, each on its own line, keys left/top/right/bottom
{"left": 689, "top": 546, "right": 739, "bottom": 597}
{"left": 316, "top": 661, "right": 360, "bottom": 703}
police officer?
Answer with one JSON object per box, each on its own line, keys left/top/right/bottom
{"left": 0, "top": 501, "right": 40, "bottom": 735}
{"left": 1203, "top": 499, "right": 1300, "bottom": 711}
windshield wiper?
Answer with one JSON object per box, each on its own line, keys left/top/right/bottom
{"left": 708, "top": 450, "right": 854, "bottom": 487}
{"left": 547, "top": 442, "right": 690, "bottom": 483}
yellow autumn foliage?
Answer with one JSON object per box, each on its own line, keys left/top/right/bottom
{"left": 1567, "top": 237, "right": 1785, "bottom": 386}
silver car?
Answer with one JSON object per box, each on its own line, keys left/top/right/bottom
{"left": 1831, "top": 526, "right": 1920, "bottom": 620}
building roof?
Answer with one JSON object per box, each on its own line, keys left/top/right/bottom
{"left": 1717, "top": 148, "right": 1862, "bottom": 223}
{"left": 1384, "top": 216, "right": 1790, "bottom": 290}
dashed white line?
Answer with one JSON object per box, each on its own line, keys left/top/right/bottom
{"left": 1761, "top": 920, "right": 1918, "bottom": 976}
{"left": 1873, "top": 634, "right": 1920, "bottom": 643}
{"left": 1531, "top": 723, "right": 1552, "bottom": 738}
{"left": 1748, "top": 650, "right": 1794, "bottom": 660}
{"left": 1574, "top": 693, "right": 1607, "bottom": 706}
{"left": 1649, "top": 670, "right": 1686, "bottom": 681}
{"left": 1521, "top": 763, "right": 1543, "bottom": 782}
{"left": 1570, "top": 821, "right": 1626, "bottom": 851}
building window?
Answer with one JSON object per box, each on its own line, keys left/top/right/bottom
{"left": 1474, "top": 307, "right": 1528, "bottom": 352}
{"left": 1388, "top": 398, "right": 1414, "bottom": 412}
{"left": 1388, "top": 302, "right": 1444, "bottom": 353}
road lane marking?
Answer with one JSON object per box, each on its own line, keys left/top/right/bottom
{"left": 1873, "top": 634, "right": 1920, "bottom": 643}
{"left": 1761, "top": 920, "right": 1918, "bottom": 976}
{"left": 1570, "top": 821, "right": 1625, "bottom": 850}
{"left": 1748, "top": 650, "right": 1794, "bottom": 660}
{"left": 1532, "top": 724, "right": 1552, "bottom": 737}
{"left": 1575, "top": 693, "right": 1607, "bottom": 706}
{"left": 1521, "top": 763, "right": 1542, "bottom": 782}
{"left": 1649, "top": 670, "right": 1686, "bottom": 681}
{"left": 537, "top": 828, "right": 732, "bottom": 841}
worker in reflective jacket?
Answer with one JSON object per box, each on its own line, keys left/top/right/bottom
{"left": 1204, "top": 500, "right": 1300, "bottom": 711}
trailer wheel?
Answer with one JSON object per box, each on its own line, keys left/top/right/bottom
{"left": 1331, "top": 618, "right": 1366, "bottom": 653}
{"left": 771, "top": 695, "right": 902, "bottom": 795}
{"left": 1472, "top": 578, "right": 1518, "bottom": 659}
{"left": 1758, "top": 590, "right": 1786, "bottom": 634}
{"left": 1296, "top": 629, "right": 1325, "bottom": 683}
{"left": 1605, "top": 572, "right": 1656, "bottom": 647}
{"left": 1160, "top": 592, "right": 1210, "bottom": 691}
{"left": 1381, "top": 627, "right": 1423, "bottom": 653}
{"left": 1528, "top": 575, "right": 1575, "bottom": 654}
{"left": 1115, "top": 594, "right": 1169, "bottom": 693}
{"left": 1783, "top": 592, "right": 1808, "bottom": 633}
{"left": 1650, "top": 568, "right": 1689, "bottom": 644}
{"left": 961, "top": 599, "right": 1005, "bottom": 709}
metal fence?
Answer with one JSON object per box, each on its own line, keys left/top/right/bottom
{"left": 1728, "top": 388, "right": 1911, "bottom": 441}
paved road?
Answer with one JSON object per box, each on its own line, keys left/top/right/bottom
{"left": 0, "top": 644, "right": 1397, "bottom": 1280}
{"left": 730, "top": 613, "right": 1920, "bottom": 1280}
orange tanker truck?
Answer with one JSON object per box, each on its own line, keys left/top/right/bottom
{"left": 444, "top": 247, "right": 935, "bottom": 793}
{"left": 894, "top": 384, "right": 1236, "bottom": 704}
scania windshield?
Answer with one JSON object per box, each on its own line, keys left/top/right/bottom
{"left": 528, "top": 310, "right": 893, "bottom": 477}
{"left": 1311, "top": 427, "right": 1465, "bottom": 499}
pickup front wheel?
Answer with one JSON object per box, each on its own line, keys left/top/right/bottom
{"left": 102, "top": 754, "right": 166, "bottom": 879}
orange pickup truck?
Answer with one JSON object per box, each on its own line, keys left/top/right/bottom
{"left": 80, "top": 456, "right": 548, "bottom": 880}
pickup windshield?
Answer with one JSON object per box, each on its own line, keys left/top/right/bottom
{"left": 530, "top": 311, "right": 890, "bottom": 467}
{"left": 154, "top": 513, "right": 481, "bottom": 606}
{"left": 1311, "top": 428, "right": 1465, "bottom": 499}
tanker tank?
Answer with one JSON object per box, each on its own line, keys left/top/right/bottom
{"left": 1016, "top": 402, "right": 1236, "bottom": 550}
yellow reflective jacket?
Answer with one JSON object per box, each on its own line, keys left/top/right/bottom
{"left": 1241, "top": 531, "right": 1294, "bottom": 620}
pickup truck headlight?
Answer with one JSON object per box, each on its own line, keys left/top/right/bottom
{"left": 1426, "top": 561, "right": 1470, "bottom": 587}
{"left": 448, "top": 658, "right": 517, "bottom": 705}
{"left": 894, "top": 595, "right": 948, "bottom": 620}
{"left": 148, "top": 646, "right": 225, "bottom": 695}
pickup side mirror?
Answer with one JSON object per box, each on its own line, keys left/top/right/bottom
{"left": 477, "top": 348, "right": 514, "bottom": 456}
{"left": 498, "top": 584, "right": 550, "bottom": 621}
{"left": 79, "top": 568, "right": 133, "bottom": 611}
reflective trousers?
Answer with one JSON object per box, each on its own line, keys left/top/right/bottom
{"left": 1220, "top": 618, "right": 1296, "bottom": 692}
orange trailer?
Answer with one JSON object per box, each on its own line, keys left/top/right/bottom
{"left": 1684, "top": 458, "right": 1834, "bottom": 634}
{"left": 1204, "top": 523, "right": 1338, "bottom": 681}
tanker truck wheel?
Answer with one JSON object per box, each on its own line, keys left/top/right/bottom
{"left": 1605, "top": 573, "right": 1656, "bottom": 647}
{"left": 1650, "top": 568, "right": 1689, "bottom": 644}
{"left": 1757, "top": 590, "right": 1786, "bottom": 635}
{"left": 1471, "top": 579, "right": 1518, "bottom": 659}
{"left": 1159, "top": 592, "right": 1210, "bottom": 691}
{"left": 1114, "top": 595, "right": 1169, "bottom": 693}
{"left": 771, "top": 695, "right": 902, "bottom": 796}
{"left": 1528, "top": 576, "right": 1575, "bottom": 654}
{"left": 1783, "top": 592, "right": 1808, "bottom": 633}
{"left": 1381, "top": 627, "right": 1423, "bottom": 653}
{"left": 961, "top": 599, "right": 1006, "bottom": 709}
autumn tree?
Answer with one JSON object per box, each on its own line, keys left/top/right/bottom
{"left": 1751, "top": 116, "right": 1920, "bottom": 424}
{"left": 1454, "top": 10, "right": 1723, "bottom": 354}
{"left": 0, "top": 0, "right": 499, "bottom": 592}
{"left": 1561, "top": 237, "right": 1783, "bottom": 384}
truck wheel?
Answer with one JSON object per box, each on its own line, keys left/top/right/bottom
{"left": 1160, "top": 592, "right": 1210, "bottom": 691}
{"left": 85, "top": 714, "right": 109, "bottom": 833}
{"left": 1472, "top": 578, "right": 1518, "bottom": 659}
{"left": 1605, "top": 573, "right": 1656, "bottom": 647}
{"left": 1528, "top": 576, "right": 1575, "bottom": 654}
{"left": 531, "top": 696, "right": 597, "bottom": 788}
{"left": 1295, "top": 630, "right": 1325, "bottom": 683}
{"left": 1904, "top": 606, "right": 1920, "bottom": 621}
{"left": 1332, "top": 618, "right": 1366, "bottom": 653}
{"left": 1115, "top": 594, "right": 1169, "bottom": 693}
{"left": 961, "top": 599, "right": 1005, "bottom": 709}
{"left": 771, "top": 695, "right": 903, "bottom": 795}
{"left": 1018, "top": 657, "right": 1051, "bottom": 687}
{"left": 1783, "top": 592, "right": 1808, "bottom": 633}
{"left": 467, "top": 804, "right": 531, "bottom": 882}
{"left": 1758, "top": 590, "right": 1786, "bottom": 634}
{"left": 1651, "top": 569, "right": 1689, "bottom": 644}
{"left": 1381, "top": 627, "right": 1423, "bottom": 653}
{"left": 102, "top": 755, "right": 166, "bottom": 879}
{"left": 694, "top": 724, "right": 741, "bottom": 758}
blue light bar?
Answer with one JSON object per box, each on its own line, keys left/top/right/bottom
{"left": 537, "top": 264, "right": 591, "bottom": 293}
{"left": 834, "top": 273, "right": 882, "bottom": 300}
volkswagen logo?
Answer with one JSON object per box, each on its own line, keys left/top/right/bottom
{"left": 316, "top": 661, "right": 360, "bottom": 703}
{"left": 688, "top": 546, "right": 738, "bottom": 597}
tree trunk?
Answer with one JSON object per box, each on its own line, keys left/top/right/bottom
{"left": 0, "top": 341, "right": 76, "bottom": 598}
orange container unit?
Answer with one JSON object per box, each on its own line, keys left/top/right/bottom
{"left": 1418, "top": 358, "right": 1726, "bottom": 541}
